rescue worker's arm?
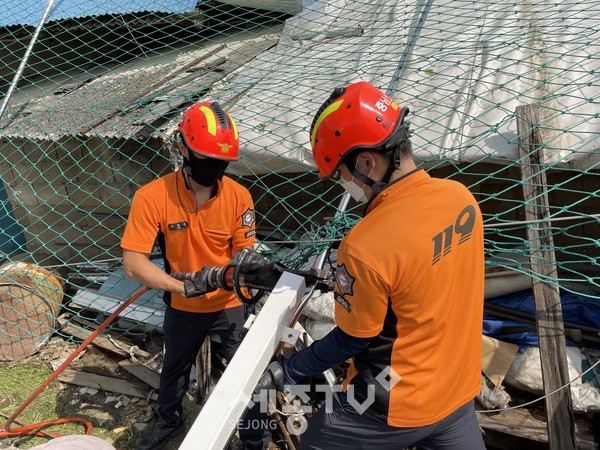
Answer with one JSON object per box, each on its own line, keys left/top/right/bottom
{"left": 122, "top": 249, "right": 185, "bottom": 296}
{"left": 254, "top": 327, "right": 370, "bottom": 393}
{"left": 281, "top": 326, "right": 372, "bottom": 384}
{"left": 231, "top": 198, "right": 256, "bottom": 254}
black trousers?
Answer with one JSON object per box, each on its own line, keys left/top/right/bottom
{"left": 298, "top": 394, "right": 486, "bottom": 450}
{"left": 157, "top": 304, "right": 269, "bottom": 446}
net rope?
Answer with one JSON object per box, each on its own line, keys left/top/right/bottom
{"left": 0, "top": 0, "right": 597, "bottom": 349}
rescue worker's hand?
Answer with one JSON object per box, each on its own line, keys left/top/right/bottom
{"left": 232, "top": 248, "right": 269, "bottom": 274}
{"left": 233, "top": 249, "right": 280, "bottom": 291}
{"left": 182, "top": 268, "right": 219, "bottom": 298}
{"left": 254, "top": 360, "right": 285, "bottom": 394}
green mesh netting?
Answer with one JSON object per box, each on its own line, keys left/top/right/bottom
{"left": 0, "top": 0, "right": 598, "bottom": 352}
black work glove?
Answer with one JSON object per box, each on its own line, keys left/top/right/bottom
{"left": 182, "top": 267, "right": 220, "bottom": 298}
{"left": 232, "top": 248, "right": 269, "bottom": 273}
{"left": 253, "top": 360, "right": 286, "bottom": 395}
{"left": 233, "top": 249, "right": 281, "bottom": 291}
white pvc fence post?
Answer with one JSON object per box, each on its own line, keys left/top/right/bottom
{"left": 179, "top": 272, "right": 306, "bottom": 450}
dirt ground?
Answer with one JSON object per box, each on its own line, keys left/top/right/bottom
{"left": 0, "top": 333, "right": 283, "bottom": 450}
{"left": 4, "top": 319, "right": 597, "bottom": 450}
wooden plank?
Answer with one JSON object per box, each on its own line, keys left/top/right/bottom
{"left": 58, "top": 317, "right": 150, "bottom": 359}
{"left": 118, "top": 360, "right": 160, "bottom": 390}
{"left": 57, "top": 368, "right": 150, "bottom": 398}
{"left": 516, "top": 103, "right": 577, "bottom": 450}
{"left": 477, "top": 408, "right": 596, "bottom": 450}
{"left": 478, "top": 408, "right": 548, "bottom": 442}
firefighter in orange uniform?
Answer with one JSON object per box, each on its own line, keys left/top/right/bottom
{"left": 259, "top": 81, "right": 486, "bottom": 449}
{"left": 121, "top": 101, "right": 270, "bottom": 450}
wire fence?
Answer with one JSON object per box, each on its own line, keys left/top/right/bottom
{"left": 0, "top": 0, "right": 598, "bottom": 356}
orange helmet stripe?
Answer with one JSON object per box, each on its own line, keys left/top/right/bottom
{"left": 310, "top": 99, "right": 344, "bottom": 148}
{"left": 198, "top": 105, "right": 217, "bottom": 136}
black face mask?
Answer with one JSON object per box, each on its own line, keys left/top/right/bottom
{"left": 182, "top": 151, "right": 229, "bottom": 187}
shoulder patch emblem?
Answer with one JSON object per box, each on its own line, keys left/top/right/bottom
{"left": 336, "top": 263, "right": 355, "bottom": 297}
{"left": 241, "top": 208, "right": 256, "bottom": 228}
{"left": 334, "top": 292, "right": 352, "bottom": 313}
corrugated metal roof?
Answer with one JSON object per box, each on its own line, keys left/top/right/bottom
{"left": 0, "top": 27, "right": 282, "bottom": 141}
{"left": 219, "top": 0, "right": 599, "bottom": 171}
{"left": 1, "top": 0, "right": 198, "bottom": 28}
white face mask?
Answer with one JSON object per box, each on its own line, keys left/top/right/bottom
{"left": 339, "top": 176, "right": 369, "bottom": 203}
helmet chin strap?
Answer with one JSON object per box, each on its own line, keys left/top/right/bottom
{"left": 347, "top": 145, "right": 401, "bottom": 195}
{"left": 181, "top": 164, "right": 193, "bottom": 190}
{"left": 375, "top": 146, "right": 401, "bottom": 192}
{"left": 351, "top": 120, "right": 410, "bottom": 194}
{"left": 348, "top": 165, "right": 376, "bottom": 188}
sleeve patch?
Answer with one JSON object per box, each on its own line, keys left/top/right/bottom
{"left": 241, "top": 208, "right": 256, "bottom": 228}
{"left": 245, "top": 230, "right": 256, "bottom": 238}
{"left": 336, "top": 263, "right": 355, "bottom": 296}
{"left": 334, "top": 292, "right": 352, "bottom": 313}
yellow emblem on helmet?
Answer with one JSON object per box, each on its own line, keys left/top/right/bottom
{"left": 218, "top": 142, "right": 232, "bottom": 153}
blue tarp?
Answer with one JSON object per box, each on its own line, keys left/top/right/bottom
{"left": 1, "top": 0, "right": 199, "bottom": 28}
{"left": 483, "top": 289, "right": 600, "bottom": 348}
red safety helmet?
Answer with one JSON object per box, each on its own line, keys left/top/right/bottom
{"left": 309, "top": 81, "right": 410, "bottom": 179}
{"left": 178, "top": 101, "right": 239, "bottom": 161}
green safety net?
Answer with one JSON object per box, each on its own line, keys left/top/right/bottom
{"left": 0, "top": 0, "right": 598, "bottom": 356}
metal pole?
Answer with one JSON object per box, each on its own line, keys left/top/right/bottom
{"left": 386, "top": 0, "right": 433, "bottom": 96}
{"left": 279, "top": 192, "right": 351, "bottom": 386}
{"left": 0, "top": 0, "right": 60, "bottom": 120}
{"left": 290, "top": 191, "right": 350, "bottom": 324}
{"left": 313, "top": 192, "right": 350, "bottom": 269}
